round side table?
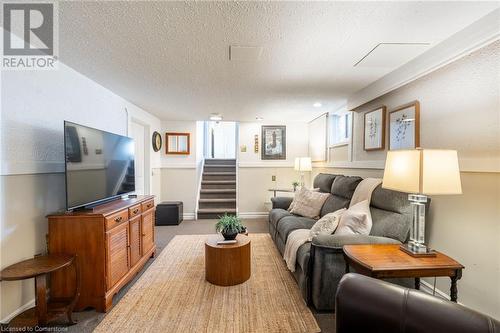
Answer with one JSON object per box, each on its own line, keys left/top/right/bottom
{"left": 0, "top": 254, "right": 80, "bottom": 328}
{"left": 205, "top": 235, "right": 251, "bottom": 286}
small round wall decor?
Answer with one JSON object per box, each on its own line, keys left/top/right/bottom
{"left": 152, "top": 131, "right": 162, "bottom": 152}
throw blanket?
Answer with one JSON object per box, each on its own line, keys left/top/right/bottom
{"left": 283, "top": 229, "right": 310, "bottom": 272}
{"left": 283, "top": 178, "right": 382, "bottom": 272}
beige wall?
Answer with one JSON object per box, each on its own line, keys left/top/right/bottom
{"left": 0, "top": 174, "right": 65, "bottom": 319}
{"left": 160, "top": 168, "right": 198, "bottom": 217}
{"left": 313, "top": 41, "right": 500, "bottom": 319}
{"left": 238, "top": 167, "right": 311, "bottom": 214}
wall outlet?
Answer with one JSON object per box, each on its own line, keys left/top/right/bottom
{"left": 271, "top": 175, "right": 276, "bottom": 181}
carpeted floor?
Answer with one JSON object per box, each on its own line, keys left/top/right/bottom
{"left": 95, "top": 234, "right": 320, "bottom": 332}
{"left": 64, "top": 218, "right": 336, "bottom": 333}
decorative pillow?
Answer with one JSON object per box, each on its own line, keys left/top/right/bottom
{"left": 289, "top": 188, "right": 330, "bottom": 219}
{"left": 334, "top": 200, "right": 372, "bottom": 236}
{"left": 309, "top": 208, "right": 346, "bottom": 240}
{"left": 287, "top": 187, "right": 319, "bottom": 211}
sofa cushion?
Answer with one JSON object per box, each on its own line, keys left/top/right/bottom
{"left": 369, "top": 186, "right": 412, "bottom": 242}
{"left": 313, "top": 173, "right": 338, "bottom": 193}
{"left": 319, "top": 176, "right": 362, "bottom": 216}
{"left": 335, "top": 200, "right": 372, "bottom": 236}
{"left": 331, "top": 175, "right": 363, "bottom": 199}
{"left": 289, "top": 188, "right": 330, "bottom": 219}
{"left": 277, "top": 216, "right": 316, "bottom": 244}
{"left": 296, "top": 242, "right": 311, "bottom": 272}
{"left": 309, "top": 208, "right": 346, "bottom": 239}
{"left": 269, "top": 208, "right": 292, "bottom": 228}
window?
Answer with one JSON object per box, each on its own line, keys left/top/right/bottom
{"left": 329, "top": 110, "right": 352, "bottom": 146}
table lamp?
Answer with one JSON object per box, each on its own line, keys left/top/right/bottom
{"left": 294, "top": 157, "right": 312, "bottom": 187}
{"left": 382, "top": 149, "right": 462, "bottom": 256}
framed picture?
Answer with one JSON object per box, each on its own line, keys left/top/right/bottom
{"left": 364, "top": 106, "right": 386, "bottom": 151}
{"left": 389, "top": 101, "right": 420, "bottom": 150}
{"left": 165, "top": 132, "right": 190, "bottom": 155}
{"left": 261, "top": 126, "right": 286, "bottom": 160}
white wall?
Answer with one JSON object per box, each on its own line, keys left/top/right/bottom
{"left": 0, "top": 61, "right": 161, "bottom": 321}
{"left": 314, "top": 41, "right": 500, "bottom": 319}
{"left": 238, "top": 121, "right": 310, "bottom": 215}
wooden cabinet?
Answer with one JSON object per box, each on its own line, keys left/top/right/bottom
{"left": 106, "top": 222, "right": 130, "bottom": 289}
{"left": 48, "top": 195, "right": 155, "bottom": 312}
{"left": 129, "top": 216, "right": 142, "bottom": 267}
{"left": 141, "top": 207, "right": 155, "bottom": 254}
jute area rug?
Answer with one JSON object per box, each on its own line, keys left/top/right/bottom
{"left": 95, "top": 234, "right": 320, "bottom": 333}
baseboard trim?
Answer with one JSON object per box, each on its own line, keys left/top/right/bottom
{"left": 0, "top": 298, "right": 35, "bottom": 324}
{"left": 238, "top": 212, "right": 269, "bottom": 218}
{"left": 183, "top": 213, "right": 196, "bottom": 220}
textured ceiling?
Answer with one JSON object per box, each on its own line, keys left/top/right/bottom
{"left": 58, "top": 1, "right": 499, "bottom": 122}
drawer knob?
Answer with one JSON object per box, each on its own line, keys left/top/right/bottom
{"left": 115, "top": 216, "right": 123, "bottom": 223}
{"left": 133, "top": 209, "right": 139, "bottom": 214}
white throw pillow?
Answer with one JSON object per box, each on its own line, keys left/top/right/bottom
{"left": 335, "top": 200, "right": 372, "bottom": 236}
{"left": 289, "top": 188, "right": 330, "bottom": 219}
{"left": 309, "top": 208, "right": 346, "bottom": 240}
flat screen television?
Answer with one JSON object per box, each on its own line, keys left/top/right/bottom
{"left": 64, "top": 121, "right": 135, "bottom": 210}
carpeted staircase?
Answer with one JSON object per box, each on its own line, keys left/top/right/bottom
{"left": 197, "top": 159, "right": 237, "bottom": 219}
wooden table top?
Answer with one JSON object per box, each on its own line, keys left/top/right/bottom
{"left": 0, "top": 254, "right": 74, "bottom": 281}
{"left": 205, "top": 234, "right": 250, "bottom": 249}
{"left": 343, "top": 244, "right": 464, "bottom": 273}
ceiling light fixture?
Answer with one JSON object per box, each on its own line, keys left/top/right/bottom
{"left": 313, "top": 102, "right": 322, "bottom": 108}
{"left": 209, "top": 113, "right": 223, "bottom": 121}
{"left": 255, "top": 116, "right": 263, "bottom": 121}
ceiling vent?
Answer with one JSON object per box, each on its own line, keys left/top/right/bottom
{"left": 229, "top": 45, "right": 263, "bottom": 62}
{"left": 354, "top": 43, "right": 431, "bottom": 68}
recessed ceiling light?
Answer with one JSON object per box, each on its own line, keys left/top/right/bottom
{"left": 209, "top": 113, "right": 223, "bottom": 121}
{"left": 255, "top": 116, "right": 263, "bottom": 121}
{"left": 313, "top": 102, "right": 322, "bottom": 108}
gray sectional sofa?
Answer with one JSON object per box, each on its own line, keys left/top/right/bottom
{"left": 268, "top": 173, "right": 419, "bottom": 311}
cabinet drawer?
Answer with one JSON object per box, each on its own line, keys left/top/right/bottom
{"left": 129, "top": 204, "right": 142, "bottom": 218}
{"left": 141, "top": 200, "right": 155, "bottom": 211}
{"left": 105, "top": 210, "right": 129, "bottom": 230}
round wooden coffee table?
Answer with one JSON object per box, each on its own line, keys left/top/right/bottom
{"left": 205, "top": 234, "right": 251, "bottom": 286}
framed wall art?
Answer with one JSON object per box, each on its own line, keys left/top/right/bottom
{"left": 389, "top": 101, "right": 420, "bottom": 150}
{"left": 364, "top": 106, "right": 386, "bottom": 151}
{"left": 261, "top": 126, "right": 286, "bottom": 160}
{"left": 165, "top": 132, "right": 190, "bottom": 155}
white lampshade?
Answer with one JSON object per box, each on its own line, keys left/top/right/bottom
{"left": 382, "top": 149, "right": 462, "bottom": 195}
{"left": 294, "top": 157, "right": 312, "bottom": 172}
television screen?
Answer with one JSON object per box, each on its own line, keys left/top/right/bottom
{"left": 64, "top": 121, "right": 135, "bottom": 210}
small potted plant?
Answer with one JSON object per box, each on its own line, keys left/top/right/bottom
{"left": 215, "top": 214, "right": 245, "bottom": 240}
{"left": 292, "top": 181, "right": 300, "bottom": 192}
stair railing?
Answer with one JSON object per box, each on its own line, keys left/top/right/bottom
{"left": 194, "top": 158, "right": 205, "bottom": 219}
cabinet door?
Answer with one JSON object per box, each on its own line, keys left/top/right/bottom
{"left": 141, "top": 208, "right": 155, "bottom": 254}
{"left": 129, "top": 216, "right": 142, "bottom": 267}
{"left": 106, "top": 222, "right": 130, "bottom": 289}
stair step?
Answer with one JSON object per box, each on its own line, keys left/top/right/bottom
{"left": 198, "top": 208, "right": 237, "bottom": 213}
{"left": 199, "top": 198, "right": 236, "bottom": 203}
{"left": 200, "top": 189, "right": 236, "bottom": 193}
{"left": 203, "top": 172, "right": 236, "bottom": 176}
{"left": 201, "top": 180, "right": 236, "bottom": 184}
{"left": 204, "top": 164, "right": 235, "bottom": 168}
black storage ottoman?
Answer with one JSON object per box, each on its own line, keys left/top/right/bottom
{"left": 155, "top": 201, "right": 183, "bottom": 225}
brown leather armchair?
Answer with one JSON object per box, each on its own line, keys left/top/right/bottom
{"left": 336, "top": 273, "right": 500, "bottom": 333}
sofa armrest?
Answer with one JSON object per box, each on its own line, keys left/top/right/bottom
{"left": 271, "top": 197, "right": 293, "bottom": 210}
{"left": 312, "top": 234, "right": 401, "bottom": 249}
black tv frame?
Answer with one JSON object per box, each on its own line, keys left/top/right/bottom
{"left": 64, "top": 120, "right": 135, "bottom": 211}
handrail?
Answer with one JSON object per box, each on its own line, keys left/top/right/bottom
{"left": 194, "top": 158, "right": 205, "bottom": 219}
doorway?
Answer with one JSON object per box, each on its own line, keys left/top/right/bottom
{"left": 130, "top": 120, "right": 149, "bottom": 195}
{"left": 204, "top": 121, "right": 238, "bottom": 159}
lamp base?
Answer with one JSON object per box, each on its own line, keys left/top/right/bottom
{"left": 400, "top": 243, "right": 437, "bottom": 257}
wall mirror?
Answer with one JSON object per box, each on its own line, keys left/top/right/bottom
{"left": 165, "top": 132, "right": 190, "bottom": 155}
